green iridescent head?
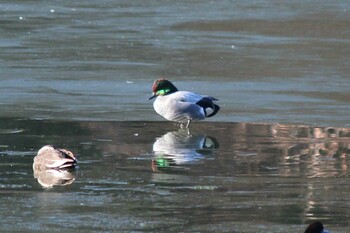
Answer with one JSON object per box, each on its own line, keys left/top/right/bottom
{"left": 148, "top": 79, "right": 179, "bottom": 100}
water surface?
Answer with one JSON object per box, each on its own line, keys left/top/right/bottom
{"left": 0, "top": 1, "right": 349, "bottom": 125}
{"left": 1, "top": 1, "right": 350, "bottom": 232}
{"left": 1, "top": 119, "right": 350, "bottom": 232}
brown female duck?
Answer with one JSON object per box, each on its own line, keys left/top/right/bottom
{"left": 33, "top": 145, "right": 77, "bottom": 171}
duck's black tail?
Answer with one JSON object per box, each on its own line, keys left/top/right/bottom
{"left": 207, "top": 104, "right": 220, "bottom": 117}
{"left": 196, "top": 97, "right": 220, "bottom": 118}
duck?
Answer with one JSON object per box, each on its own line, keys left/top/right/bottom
{"left": 148, "top": 79, "right": 220, "bottom": 128}
{"left": 33, "top": 145, "right": 77, "bottom": 171}
{"left": 304, "top": 222, "right": 330, "bottom": 233}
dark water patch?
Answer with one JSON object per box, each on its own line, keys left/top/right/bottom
{"left": 172, "top": 16, "right": 350, "bottom": 39}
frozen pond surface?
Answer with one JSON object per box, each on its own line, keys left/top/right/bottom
{"left": 1, "top": 119, "right": 350, "bottom": 232}
{"left": 1, "top": 0, "right": 350, "bottom": 232}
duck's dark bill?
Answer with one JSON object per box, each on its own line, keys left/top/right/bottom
{"left": 148, "top": 94, "right": 157, "bottom": 100}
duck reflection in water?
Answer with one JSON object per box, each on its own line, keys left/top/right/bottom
{"left": 33, "top": 145, "right": 77, "bottom": 188}
{"left": 151, "top": 129, "right": 219, "bottom": 172}
{"left": 33, "top": 169, "right": 76, "bottom": 188}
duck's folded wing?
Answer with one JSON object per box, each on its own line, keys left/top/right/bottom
{"left": 172, "top": 91, "right": 203, "bottom": 103}
{"left": 45, "top": 158, "right": 77, "bottom": 169}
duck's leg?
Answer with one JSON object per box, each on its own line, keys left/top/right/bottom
{"left": 185, "top": 119, "right": 191, "bottom": 128}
